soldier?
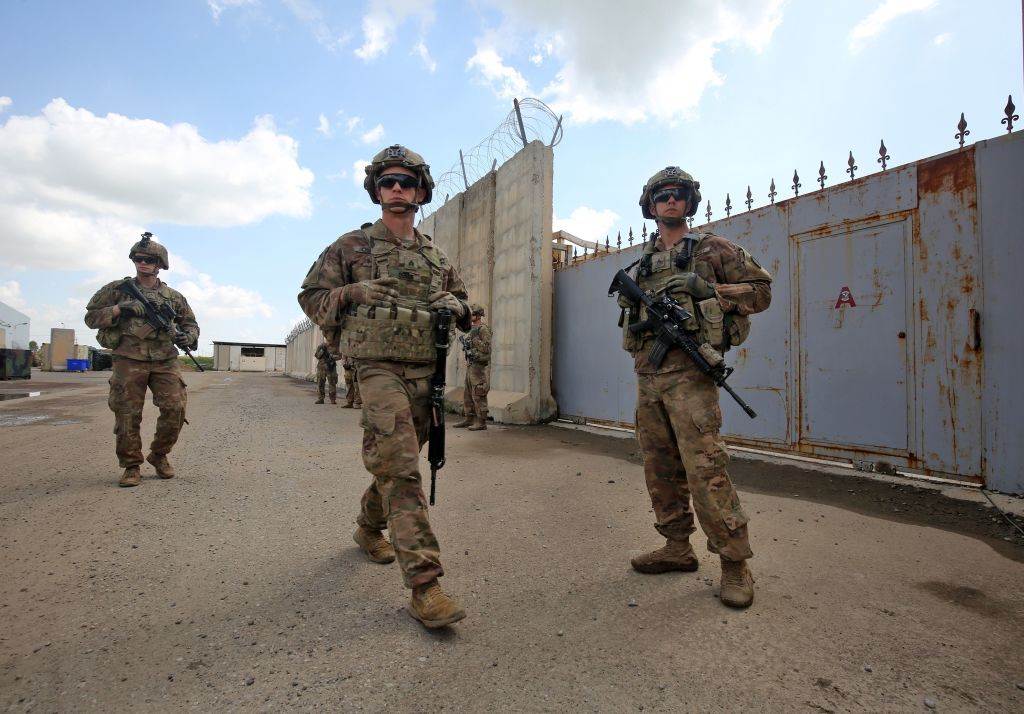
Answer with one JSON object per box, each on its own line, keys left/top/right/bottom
{"left": 314, "top": 341, "right": 338, "bottom": 404}
{"left": 617, "top": 167, "right": 772, "bottom": 608}
{"left": 340, "top": 353, "right": 361, "bottom": 408}
{"left": 84, "top": 233, "right": 200, "bottom": 488}
{"left": 453, "top": 304, "right": 491, "bottom": 431}
{"left": 298, "top": 144, "right": 472, "bottom": 629}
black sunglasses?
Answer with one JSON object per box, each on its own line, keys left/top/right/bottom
{"left": 132, "top": 255, "right": 158, "bottom": 265}
{"left": 376, "top": 174, "right": 420, "bottom": 190}
{"left": 652, "top": 186, "right": 688, "bottom": 203}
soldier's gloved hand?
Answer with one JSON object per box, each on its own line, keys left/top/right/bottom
{"left": 173, "top": 332, "right": 194, "bottom": 349}
{"left": 665, "top": 272, "right": 716, "bottom": 300}
{"left": 467, "top": 350, "right": 478, "bottom": 363}
{"left": 341, "top": 277, "right": 401, "bottom": 308}
{"left": 117, "top": 300, "right": 146, "bottom": 317}
{"left": 427, "top": 291, "right": 468, "bottom": 318}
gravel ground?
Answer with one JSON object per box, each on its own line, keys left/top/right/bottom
{"left": 1, "top": 370, "right": 1022, "bottom": 713}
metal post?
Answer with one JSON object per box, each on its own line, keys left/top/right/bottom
{"left": 549, "top": 114, "right": 563, "bottom": 146}
{"left": 459, "top": 149, "right": 469, "bottom": 190}
{"left": 513, "top": 98, "right": 528, "bottom": 148}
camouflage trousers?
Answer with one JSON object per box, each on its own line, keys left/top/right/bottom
{"left": 634, "top": 361, "right": 752, "bottom": 562}
{"left": 343, "top": 366, "right": 360, "bottom": 404}
{"left": 316, "top": 365, "right": 338, "bottom": 400}
{"left": 462, "top": 363, "right": 489, "bottom": 420}
{"left": 108, "top": 356, "right": 187, "bottom": 468}
{"left": 354, "top": 361, "right": 443, "bottom": 588}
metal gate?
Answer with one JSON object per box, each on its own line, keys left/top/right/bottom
{"left": 553, "top": 136, "right": 1013, "bottom": 489}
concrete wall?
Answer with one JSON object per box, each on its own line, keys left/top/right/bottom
{"left": 46, "top": 328, "right": 76, "bottom": 371}
{"left": 285, "top": 322, "right": 322, "bottom": 381}
{"left": 421, "top": 140, "right": 557, "bottom": 423}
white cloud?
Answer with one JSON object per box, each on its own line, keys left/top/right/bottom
{"left": 207, "top": 0, "right": 257, "bottom": 22}
{"left": 414, "top": 41, "right": 437, "bottom": 73}
{"left": 466, "top": 48, "right": 530, "bottom": 100}
{"left": 0, "top": 98, "right": 314, "bottom": 276}
{"left": 346, "top": 116, "right": 363, "bottom": 133}
{"left": 933, "top": 32, "right": 951, "bottom": 46}
{"left": 360, "top": 124, "right": 385, "bottom": 144}
{"left": 849, "top": 0, "right": 937, "bottom": 52}
{"left": 283, "top": 0, "right": 353, "bottom": 51}
{"left": 354, "top": 0, "right": 436, "bottom": 61}
{"left": 353, "top": 160, "right": 370, "bottom": 188}
{"left": 316, "top": 112, "right": 333, "bottom": 137}
{"left": 552, "top": 206, "right": 620, "bottom": 243}
{"left": 175, "top": 273, "right": 274, "bottom": 320}
{"left": 0, "top": 280, "right": 28, "bottom": 310}
{"left": 471, "top": 0, "right": 784, "bottom": 125}
{"left": 0, "top": 97, "right": 11, "bottom": 114}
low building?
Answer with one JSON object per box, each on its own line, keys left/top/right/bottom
{"left": 0, "top": 301, "right": 30, "bottom": 350}
{"left": 212, "top": 341, "right": 287, "bottom": 372}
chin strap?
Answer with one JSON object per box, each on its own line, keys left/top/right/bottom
{"left": 382, "top": 201, "right": 420, "bottom": 214}
{"left": 657, "top": 216, "right": 686, "bottom": 227}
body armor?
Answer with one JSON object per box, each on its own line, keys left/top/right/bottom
{"left": 338, "top": 235, "right": 447, "bottom": 363}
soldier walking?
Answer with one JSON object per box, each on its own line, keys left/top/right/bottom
{"left": 84, "top": 233, "right": 200, "bottom": 488}
{"left": 453, "top": 304, "right": 491, "bottom": 431}
{"left": 340, "top": 353, "right": 361, "bottom": 408}
{"left": 314, "top": 341, "right": 338, "bottom": 404}
{"left": 298, "top": 144, "right": 472, "bottom": 628}
{"left": 617, "top": 167, "right": 772, "bottom": 608}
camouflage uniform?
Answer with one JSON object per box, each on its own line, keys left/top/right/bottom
{"left": 460, "top": 321, "right": 491, "bottom": 426}
{"left": 314, "top": 343, "right": 338, "bottom": 403}
{"left": 622, "top": 231, "right": 771, "bottom": 562}
{"left": 298, "top": 220, "right": 470, "bottom": 588}
{"left": 341, "top": 354, "right": 361, "bottom": 407}
{"left": 84, "top": 278, "right": 199, "bottom": 471}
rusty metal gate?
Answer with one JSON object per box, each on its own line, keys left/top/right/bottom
{"left": 553, "top": 131, "right": 1022, "bottom": 494}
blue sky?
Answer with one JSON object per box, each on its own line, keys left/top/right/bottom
{"left": 1, "top": 0, "right": 1020, "bottom": 354}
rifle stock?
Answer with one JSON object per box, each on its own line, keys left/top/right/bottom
{"left": 609, "top": 269, "right": 756, "bottom": 418}
{"left": 427, "top": 308, "right": 453, "bottom": 505}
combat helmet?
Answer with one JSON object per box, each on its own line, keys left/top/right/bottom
{"left": 639, "top": 167, "right": 702, "bottom": 219}
{"left": 470, "top": 303, "right": 485, "bottom": 317}
{"left": 128, "top": 232, "right": 169, "bottom": 270}
{"left": 363, "top": 144, "right": 435, "bottom": 206}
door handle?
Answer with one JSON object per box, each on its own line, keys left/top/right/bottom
{"left": 968, "top": 308, "right": 981, "bottom": 350}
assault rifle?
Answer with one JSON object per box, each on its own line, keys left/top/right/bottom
{"left": 608, "top": 269, "right": 756, "bottom": 418}
{"left": 458, "top": 334, "right": 475, "bottom": 363}
{"left": 427, "top": 308, "right": 453, "bottom": 505}
{"left": 119, "top": 279, "right": 204, "bottom": 372}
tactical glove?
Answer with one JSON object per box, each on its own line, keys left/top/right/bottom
{"left": 174, "top": 332, "right": 194, "bottom": 349}
{"left": 117, "top": 300, "right": 146, "bottom": 318}
{"left": 665, "top": 272, "right": 716, "bottom": 300}
{"left": 341, "top": 277, "right": 401, "bottom": 308}
{"left": 427, "top": 291, "right": 468, "bottom": 319}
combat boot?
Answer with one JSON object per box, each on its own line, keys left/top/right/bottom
{"left": 330, "top": 397, "right": 337, "bottom": 404}
{"left": 118, "top": 466, "right": 141, "bottom": 488}
{"left": 343, "top": 399, "right": 354, "bottom": 408}
{"left": 452, "top": 414, "right": 473, "bottom": 428}
{"left": 146, "top": 453, "right": 176, "bottom": 479}
{"left": 630, "top": 538, "right": 699, "bottom": 574}
{"left": 407, "top": 580, "right": 466, "bottom": 628}
{"left": 315, "top": 397, "right": 324, "bottom": 404}
{"left": 352, "top": 527, "right": 396, "bottom": 564}
{"left": 719, "top": 557, "right": 755, "bottom": 608}
{"left": 353, "top": 400, "right": 362, "bottom": 408}
{"left": 467, "top": 417, "right": 487, "bottom": 431}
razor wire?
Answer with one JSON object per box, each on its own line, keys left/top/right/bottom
{"left": 423, "top": 98, "right": 563, "bottom": 218}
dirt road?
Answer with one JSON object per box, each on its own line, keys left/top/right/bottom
{"left": 2, "top": 370, "right": 1022, "bottom": 712}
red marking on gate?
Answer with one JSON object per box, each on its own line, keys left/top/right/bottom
{"left": 835, "top": 286, "right": 857, "bottom": 308}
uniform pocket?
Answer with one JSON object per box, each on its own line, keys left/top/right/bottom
{"left": 697, "top": 297, "right": 725, "bottom": 350}
{"left": 722, "top": 506, "right": 750, "bottom": 533}
{"left": 690, "top": 403, "right": 723, "bottom": 434}
{"left": 725, "top": 314, "right": 751, "bottom": 348}
{"left": 360, "top": 405, "right": 397, "bottom": 436}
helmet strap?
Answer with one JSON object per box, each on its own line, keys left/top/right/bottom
{"left": 382, "top": 200, "right": 419, "bottom": 214}
{"left": 657, "top": 215, "right": 686, "bottom": 227}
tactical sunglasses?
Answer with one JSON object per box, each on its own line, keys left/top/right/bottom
{"left": 132, "top": 255, "right": 159, "bottom": 265}
{"left": 376, "top": 174, "right": 420, "bottom": 190}
{"left": 652, "top": 186, "right": 688, "bottom": 203}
